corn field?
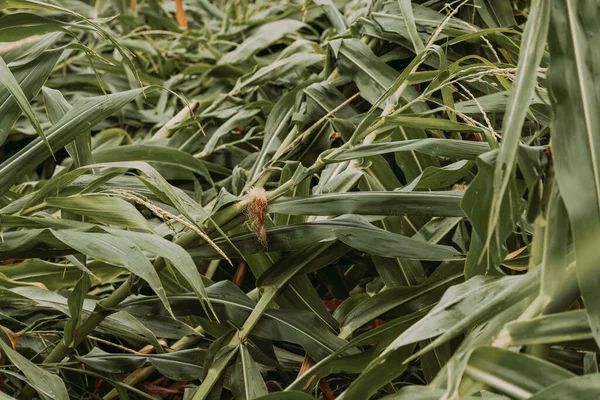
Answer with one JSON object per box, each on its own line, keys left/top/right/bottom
{"left": 0, "top": 0, "right": 598, "bottom": 399}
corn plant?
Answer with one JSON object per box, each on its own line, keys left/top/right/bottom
{"left": 0, "top": 0, "right": 598, "bottom": 399}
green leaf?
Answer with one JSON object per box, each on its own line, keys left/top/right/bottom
{"left": 461, "top": 150, "right": 524, "bottom": 277}
{"left": 324, "top": 139, "right": 490, "bottom": 162}
{"left": 122, "top": 281, "right": 348, "bottom": 361}
{"left": 0, "top": 391, "right": 16, "bottom": 400}
{"left": 189, "top": 215, "right": 461, "bottom": 261}
{"left": 0, "top": 45, "right": 62, "bottom": 146}
{"left": 465, "top": 0, "right": 550, "bottom": 276}
{"left": 0, "top": 13, "right": 88, "bottom": 41}
{"left": 432, "top": 300, "right": 529, "bottom": 399}
{"left": 84, "top": 161, "right": 209, "bottom": 231}
{"left": 0, "top": 259, "right": 122, "bottom": 290}
{"left": 287, "top": 310, "right": 427, "bottom": 392}
{"left": 371, "top": 2, "right": 474, "bottom": 43}
{"left": 114, "top": 311, "right": 165, "bottom": 353}
{"left": 0, "top": 228, "right": 72, "bottom": 260}
{"left": 403, "top": 160, "right": 473, "bottom": 191}
{"left": 235, "top": 53, "right": 324, "bottom": 92}
{"left": 93, "top": 145, "right": 212, "bottom": 183}
{"left": 378, "top": 386, "right": 500, "bottom": 400}
{"left": 0, "top": 0, "right": 140, "bottom": 84}
{"left": 229, "top": 344, "right": 269, "bottom": 399}
{"left": 377, "top": 115, "right": 483, "bottom": 133}
{"left": 195, "top": 108, "right": 260, "bottom": 157}
{"left": 269, "top": 191, "right": 466, "bottom": 217}
{"left": 63, "top": 273, "right": 90, "bottom": 347}
{"left": 399, "top": 0, "right": 425, "bottom": 54}
{"left": 101, "top": 311, "right": 197, "bottom": 342}
{"left": 77, "top": 347, "right": 204, "bottom": 380}
{"left": 20, "top": 167, "right": 90, "bottom": 211}
{"left": 46, "top": 195, "right": 150, "bottom": 229}
{"left": 548, "top": 0, "right": 600, "bottom": 349}
{"left": 106, "top": 229, "right": 212, "bottom": 315}
{"left": 218, "top": 20, "right": 306, "bottom": 65}
{"left": 528, "top": 374, "right": 600, "bottom": 399}
{"left": 338, "top": 264, "right": 463, "bottom": 339}
{"left": 312, "top": 0, "right": 346, "bottom": 32}
{"left": 384, "top": 271, "right": 540, "bottom": 361}
{"left": 50, "top": 229, "right": 172, "bottom": 316}
{"left": 540, "top": 184, "right": 572, "bottom": 304}
{"left": 463, "top": 346, "right": 574, "bottom": 399}
{"left": 0, "top": 54, "right": 50, "bottom": 153}
{"left": 256, "top": 393, "right": 316, "bottom": 400}
{"left": 498, "top": 310, "right": 593, "bottom": 346}
{"left": 0, "top": 339, "right": 69, "bottom": 400}
{"left": 474, "top": 0, "right": 517, "bottom": 28}
{"left": 42, "top": 86, "right": 94, "bottom": 168}
{"left": 249, "top": 81, "right": 311, "bottom": 181}
{"left": 337, "top": 344, "right": 416, "bottom": 400}
{"left": 335, "top": 39, "right": 423, "bottom": 110}
{"left": 0, "top": 88, "right": 145, "bottom": 194}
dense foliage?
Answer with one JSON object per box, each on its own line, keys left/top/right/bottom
{"left": 0, "top": 0, "right": 598, "bottom": 398}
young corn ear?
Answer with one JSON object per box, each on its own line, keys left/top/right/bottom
{"left": 246, "top": 187, "right": 268, "bottom": 245}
